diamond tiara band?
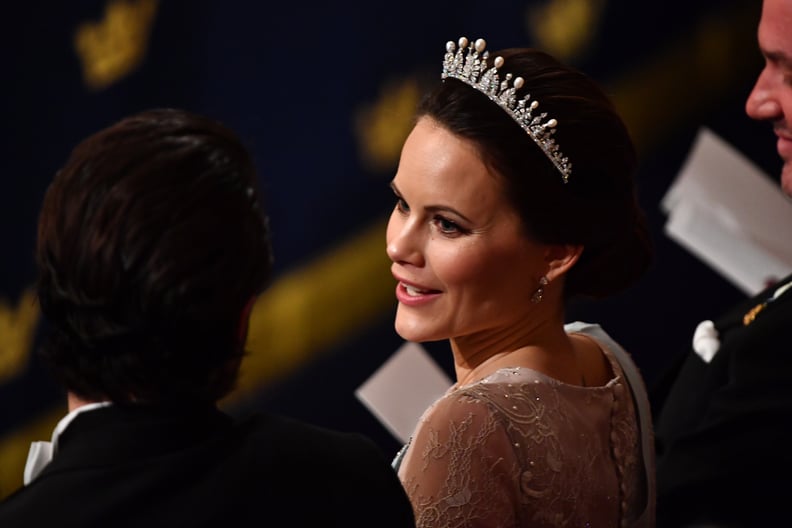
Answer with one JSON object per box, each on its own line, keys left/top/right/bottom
{"left": 441, "top": 37, "right": 572, "bottom": 183}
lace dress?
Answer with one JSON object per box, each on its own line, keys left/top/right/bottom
{"left": 395, "top": 323, "right": 654, "bottom": 528}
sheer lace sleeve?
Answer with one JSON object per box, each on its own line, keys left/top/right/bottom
{"left": 398, "top": 390, "right": 521, "bottom": 528}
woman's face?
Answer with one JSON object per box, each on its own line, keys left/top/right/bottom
{"left": 386, "top": 117, "right": 549, "bottom": 343}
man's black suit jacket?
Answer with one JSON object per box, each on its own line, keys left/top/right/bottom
{"left": 0, "top": 404, "right": 416, "bottom": 527}
{"left": 653, "top": 274, "right": 792, "bottom": 527}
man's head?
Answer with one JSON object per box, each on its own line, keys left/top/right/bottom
{"left": 36, "top": 108, "right": 272, "bottom": 405}
{"left": 746, "top": 0, "right": 792, "bottom": 195}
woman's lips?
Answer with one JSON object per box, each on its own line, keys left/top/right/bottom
{"left": 402, "top": 283, "right": 436, "bottom": 296}
{"left": 394, "top": 280, "right": 441, "bottom": 305}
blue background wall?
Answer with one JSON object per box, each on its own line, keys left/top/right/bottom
{"left": 0, "top": 0, "right": 779, "bottom": 497}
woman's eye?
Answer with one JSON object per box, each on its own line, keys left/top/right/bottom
{"left": 395, "top": 197, "right": 409, "bottom": 213}
{"left": 435, "top": 216, "right": 463, "bottom": 235}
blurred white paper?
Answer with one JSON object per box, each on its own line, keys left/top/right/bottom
{"left": 355, "top": 341, "right": 452, "bottom": 443}
{"left": 662, "top": 127, "right": 792, "bottom": 295}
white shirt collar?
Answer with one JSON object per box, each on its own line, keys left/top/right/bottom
{"left": 773, "top": 280, "right": 792, "bottom": 300}
{"left": 24, "top": 401, "right": 112, "bottom": 485}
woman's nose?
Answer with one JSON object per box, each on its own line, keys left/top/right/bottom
{"left": 386, "top": 213, "right": 423, "bottom": 266}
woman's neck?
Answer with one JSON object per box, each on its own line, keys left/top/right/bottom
{"left": 450, "top": 312, "right": 577, "bottom": 387}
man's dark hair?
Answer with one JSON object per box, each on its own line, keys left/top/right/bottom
{"left": 36, "top": 108, "right": 272, "bottom": 404}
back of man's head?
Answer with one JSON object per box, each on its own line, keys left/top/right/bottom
{"left": 36, "top": 108, "right": 272, "bottom": 405}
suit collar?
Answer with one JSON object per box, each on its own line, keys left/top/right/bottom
{"left": 35, "top": 403, "right": 231, "bottom": 482}
{"left": 714, "top": 273, "right": 792, "bottom": 333}
{"left": 24, "top": 402, "right": 112, "bottom": 484}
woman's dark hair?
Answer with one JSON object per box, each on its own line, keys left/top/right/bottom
{"left": 418, "top": 48, "right": 652, "bottom": 299}
{"left": 36, "top": 108, "right": 272, "bottom": 404}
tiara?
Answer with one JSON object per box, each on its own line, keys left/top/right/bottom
{"left": 442, "top": 37, "right": 572, "bottom": 183}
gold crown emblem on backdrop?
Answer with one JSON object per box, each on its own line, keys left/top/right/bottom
{"left": 74, "top": 0, "right": 159, "bottom": 91}
{"left": 442, "top": 37, "right": 572, "bottom": 183}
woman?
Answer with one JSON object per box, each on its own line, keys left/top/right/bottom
{"left": 387, "top": 38, "right": 654, "bottom": 527}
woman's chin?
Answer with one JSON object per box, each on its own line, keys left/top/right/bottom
{"left": 394, "top": 316, "right": 438, "bottom": 343}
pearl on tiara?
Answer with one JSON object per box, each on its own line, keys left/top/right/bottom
{"left": 441, "top": 36, "right": 572, "bottom": 183}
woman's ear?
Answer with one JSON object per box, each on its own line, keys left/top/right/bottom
{"left": 543, "top": 244, "right": 583, "bottom": 282}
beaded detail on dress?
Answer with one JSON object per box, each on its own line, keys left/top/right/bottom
{"left": 397, "top": 343, "right": 644, "bottom": 528}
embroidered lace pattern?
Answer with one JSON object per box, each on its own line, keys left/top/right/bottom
{"left": 397, "top": 343, "right": 644, "bottom": 527}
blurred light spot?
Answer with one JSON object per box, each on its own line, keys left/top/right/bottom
{"left": 355, "top": 77, "right": 421, "bottom": 174}
{"left": 527, "top": 0, "right": 605, "bottom": 61}
{"left": 74, "top": 0, "right": 158, "bottom": 91}
{"left": 0, "top": 289, "right": 40, "bottom": 384}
